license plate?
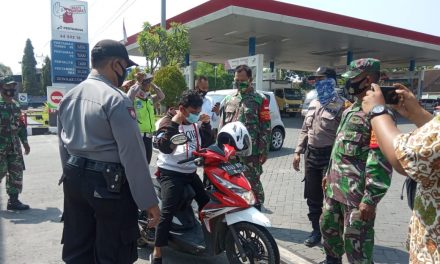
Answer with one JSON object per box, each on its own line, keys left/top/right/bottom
{"left": 219, "top": 163, "right": 245, "bottom": 175}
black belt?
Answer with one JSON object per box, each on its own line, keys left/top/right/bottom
{"left": 67, "top": 155, "right": 123, "bottom": 173}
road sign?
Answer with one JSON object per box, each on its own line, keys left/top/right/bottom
{"left": 18, "top": 93, "right": 28, "bottom": 104}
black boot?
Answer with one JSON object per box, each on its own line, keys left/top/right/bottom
{"left": 7, "top": 194, "right": 30, "bottom": 211}
{"left": 304, "top": 219, "right": 321, "bottom": 247}
{"left": 318, "top": 255, "right": 342, "bottom": 264}
{"left": 304, "top": 229, "right": 321, "bottom": 247}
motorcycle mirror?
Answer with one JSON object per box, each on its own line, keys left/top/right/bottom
{"left": 170, "top": 134, "right": 188, "bottom": 145}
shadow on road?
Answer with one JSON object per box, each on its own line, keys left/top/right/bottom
{"left": 269, "top": 147, "right": 294, "bottom": 159}
{"left": 373, "top": 245, "right": 409, "bottom": 263}
{"left": 0, "top": 207, "right": 62, "bottom": 224}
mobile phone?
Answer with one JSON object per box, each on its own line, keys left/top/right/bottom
{"left": 380, "top": 86, "right": 399, "bottom": 105}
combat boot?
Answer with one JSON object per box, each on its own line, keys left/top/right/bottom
{"left": 304, "top": 219, "right": 321, "bottom": 247}
{"left": 304, "top": 229, "right": 321, "bottom": 247}
{"left": 7, "top": 194, "right": 30, "bottom": 211}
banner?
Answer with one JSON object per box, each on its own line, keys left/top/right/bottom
{"left": 51, "top": 0, "right": 88, "bottom": 43}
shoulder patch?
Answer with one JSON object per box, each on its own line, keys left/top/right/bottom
{"left": 259, "top": 97, "right": 271, "bottom": 122}
{"left": 344, "top": 100, "right": 352, "bottom": 109}
{"left": 127, "top": 107, "right": 136, "bottom": 120}
{"left": 369, "top": 130, "right": 379, "bottom": 149}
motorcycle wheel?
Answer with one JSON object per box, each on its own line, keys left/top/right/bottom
{"left": 225, "top": 222, "right": 280, "bottom": 264}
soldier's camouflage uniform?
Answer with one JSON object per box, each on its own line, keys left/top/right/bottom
{"left": 219, "top": 89, "right": 271, "bottom": 205}
{"left": 321, "top": 100, "right": 393, "bottom": 264}
{"left": 0, "top": 95, "right": 27, "bottom": 195}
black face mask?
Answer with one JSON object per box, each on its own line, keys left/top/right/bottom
{"left": 198, "top": 90, "right": 207, "bottom": 98}
{"left": 115, "top": 62, "right": 127, "bottom": 87}
{"left": 346, "top": 77, "right": 367, "bottom": 95}
{"left": 1, "top": 89, "right": 16, "bottom": 97}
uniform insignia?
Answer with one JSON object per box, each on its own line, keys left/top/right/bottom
{"left": 259, "top": 98, "right": 270, "bottom": 122}
{"left": 369, "top": 130, "right": 379, "bottom": 149}
{"left": 127, "top": 107, "right": 136, "bottom": 120}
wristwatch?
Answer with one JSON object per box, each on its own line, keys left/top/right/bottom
{"left": 369, "top": 104, "right": 391, "bottom": 119}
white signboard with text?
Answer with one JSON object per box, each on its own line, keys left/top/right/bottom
{"left": 51, "top": 0, "right": 88, "bottom": 43}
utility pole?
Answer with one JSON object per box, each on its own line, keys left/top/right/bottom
{"left": 161, "top": 0, "right": 166, "bottom": 28}
{"left": 160, "top": 0, "right": 167, "bottom": 66}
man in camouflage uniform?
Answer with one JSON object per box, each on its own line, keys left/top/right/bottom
{"left": 0, "top": 76, "right": 31, "bottom": 210}
{"left": 320, "top": 59, "right": 393, "bottom": 264}
{"left": 219, "top": 64, "right": 271, "bottom": 211}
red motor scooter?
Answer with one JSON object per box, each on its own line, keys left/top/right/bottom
{"left": 139, "top": 136, "right": 280, "bottom": 264}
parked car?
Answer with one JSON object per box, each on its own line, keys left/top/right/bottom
{"left": 206, "top": 89, "right": 286, "bottom": 151}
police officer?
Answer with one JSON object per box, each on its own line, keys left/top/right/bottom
{"left": 219, "top": 64, "right": 271, "bottom": 211}
{"left": 126, "top": 71, "right": 165, "bottom": 164}
{"left": 293, "top": 67, "right": 349, "bottom": 247}
{"left": 320, "top": 59, "right": 393, "bottom": 264}
{"left": 57, "top": 39, "right": 160, "bottom": 264}
{"left": 0, "top": 76, "right": 30, "bottom": 210}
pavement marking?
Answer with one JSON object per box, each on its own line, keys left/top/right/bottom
{"left": 279, "top": 245, "right": 314, "bottom": 264}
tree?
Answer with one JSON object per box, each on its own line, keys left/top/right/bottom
{"left": 153, "top": 65, "right": 187, "bottom": 108}
{"left": 137, "top": 22, "right": 189, "bottom": 73}
{"left": 194, "top": 62, "right": 234, "bottom": 90}
{"left": 40, "top": 56, "right": 52, "bottom": 95}
{"left": 0, "top": 63, "right": 13, "bottom": 76}
{"left": 21, "top": 39, "right": 40, "bottom": 95}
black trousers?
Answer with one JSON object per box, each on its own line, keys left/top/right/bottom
{"left": 142, "top": 135, "right": 153, "bottom": 164}
{"left": 304, "top": 146, "right": 332, "bottom": 228}
{"left": 155, "top": 168, "right": 210, "bottom": 247}
{"left": 61, "top": 164, "right": 139, "bottom": 264}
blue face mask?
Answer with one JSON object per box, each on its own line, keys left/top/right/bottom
{"left": 186, "top": 112, "right": 200, "bottom": 124}
{"left": 315, "top": 78, "right": 336, "bottom": 106}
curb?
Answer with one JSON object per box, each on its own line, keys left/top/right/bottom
{"left": 26, "top": 126, "right": 57, "bottom": 136}
{"left": 279, "top": 245, "right": 314, "bottom": 264}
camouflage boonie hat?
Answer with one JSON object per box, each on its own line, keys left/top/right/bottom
{"left": 0, "top": 76, "right": 17, "bottom": 85}
{"left": 342, "top": 58, "right": 380, "bottom": 79}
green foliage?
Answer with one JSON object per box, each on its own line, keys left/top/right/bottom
{"left": 153, "top": 65, "right": 186, "bottom": 108}
{"left": 40, "top": 56, "right": 52, "bottom": 95}
{"left": 194, "top": 62, "right": 234, "bottom": 90}
{"left": 137, "top": 22, "right": 189, "bottom": 73}
{"left": 21, "top": 39, "right": 40, "bottom": 95}
{"left": 0, "top": 63, "right": 13, "bottom": 76}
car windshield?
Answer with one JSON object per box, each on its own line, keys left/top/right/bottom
{"left": 284, "top": 89, "right": 302, "bottom": 100}
{"left": 305, "top": 89, "right": 317, "bottom": 101}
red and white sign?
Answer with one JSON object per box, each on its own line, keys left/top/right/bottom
{"left": 47, "top": 86, "right": 67, "bottom": 109}
{"left": 51, "top": 91, "right": 64, "bottom": 104}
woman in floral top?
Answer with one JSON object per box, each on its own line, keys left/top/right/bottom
{"left": 362, "top": 83, "right": 439, "bottom": 264}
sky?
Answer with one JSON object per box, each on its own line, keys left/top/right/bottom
{"left": 1, "top": 0, "right": 438, "bottom": 74}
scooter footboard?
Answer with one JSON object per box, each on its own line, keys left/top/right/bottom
{"left": 225, "top": 207, "right": 271, "bottom": 227}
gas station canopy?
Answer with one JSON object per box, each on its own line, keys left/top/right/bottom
{"left": 126, "top": 0, "right": 440, "bottom": 71}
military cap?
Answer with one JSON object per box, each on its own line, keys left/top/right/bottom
{"left": 342, "top": 58, "right": 380, "bottom": 79}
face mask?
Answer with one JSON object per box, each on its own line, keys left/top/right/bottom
{"left": 186, "top": 112, "right": 200, "bottom": 124}
{"left": 2, "top": 89, "right": 16, "bottom": 97}
{"left": 315, "top": 79, "right": 336, "bottom": 105}
{"left": 198, "top": 90, "right": 207, "bottom": 98}
{"left": 115, "top": 62, "right": 127, "bottom": 87}
{"left": 346, "top": 77, "right": 367, "bottom": 95}
{"left": 235, "top": 81, "right": 249, "bottom": 92}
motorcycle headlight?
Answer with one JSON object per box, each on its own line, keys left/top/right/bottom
{"left": 213, "top": 174, "right": 256, "bottom": 205}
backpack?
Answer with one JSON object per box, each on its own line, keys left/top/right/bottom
{"left": 401, "top": 178, "right": 417, "bottom": 210}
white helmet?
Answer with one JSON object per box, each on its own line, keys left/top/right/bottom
{"left": 217, "top": 122, "right": 252, "bottom": 156}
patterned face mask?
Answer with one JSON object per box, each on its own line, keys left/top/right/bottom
{"left": 315, "top": 78, "right": 336, "bottom": 106}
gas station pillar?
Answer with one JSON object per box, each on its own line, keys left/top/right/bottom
{"left": 347, "top": 51, "right": 353, "bottom": 65}
{"left": 249, "top": 37, "right": 256, "bottom": 56}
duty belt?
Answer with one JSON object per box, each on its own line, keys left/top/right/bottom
{"left": 67, "top": 155, "right": 123, "bottom": 173}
